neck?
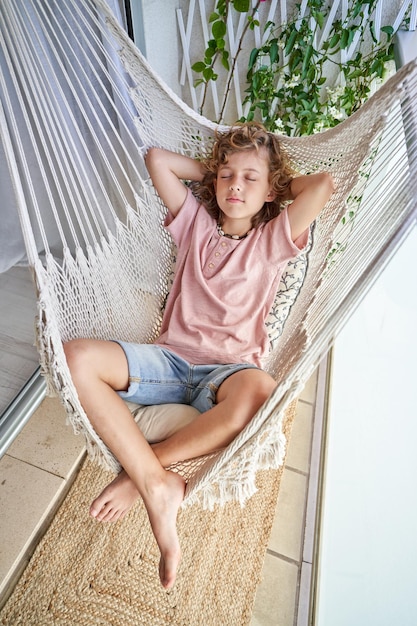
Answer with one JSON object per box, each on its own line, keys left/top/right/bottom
{"left": 217, "top": 223, "right": 251, "bottom": 240}
{"left": 220, "top": 218, "right": 252, "bottom": 238}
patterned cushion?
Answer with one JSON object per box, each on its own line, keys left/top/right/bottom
{"left": 265, "top": 244, "right": 309, "bottom": 349}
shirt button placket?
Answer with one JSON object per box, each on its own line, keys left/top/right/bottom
{"left": 206, "top": 240, "right": 229, "bottom": 273}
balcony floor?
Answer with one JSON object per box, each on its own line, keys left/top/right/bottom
{"left": 0, "top": 371, "right": 320, "bottom": 624}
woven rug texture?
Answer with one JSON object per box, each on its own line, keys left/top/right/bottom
{"left": 0, "top": 403, "right": 297, "bottom": 626}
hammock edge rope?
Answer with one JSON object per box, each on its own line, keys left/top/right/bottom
{"left": 1, "top": 0, "right": 417, "bottom": 508}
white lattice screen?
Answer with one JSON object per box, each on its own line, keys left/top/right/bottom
{"left": 176, "top": 0, "right": 417, "bottom": 124}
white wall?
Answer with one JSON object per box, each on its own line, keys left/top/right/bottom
{"left": 131, "top": 0, "right": 184, "bottom": 97}
{"left": 315, "top": 225, "right": 417, "bottom": 626}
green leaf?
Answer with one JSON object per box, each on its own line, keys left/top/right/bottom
{"left": 269, "top": 40, "right": 279, "bottom": 64}
{"left": 212, "top": 20, "right": 226, "bottom": 40}
{"left": 340, "top": 28, "right": 350, "bottom": 49}
{"left": 328, "top": 32, "right": 340, "bottom": 49}
{"left": 370, "top": 58, "right": 381, "bottom": 74}
{"left": 203, "top": 67, "right": 216, "bottom": 81}
{"left": 381, "top": 25, "right": 394, "bottom": 37}
{"left": 307, "top": 121, "right": 315, "bottom": 135}
{"left": 217, "top": 0, "right": 227, "bottom": 15}
{"left": 347, "top": 69, "right": 362, "bottom": 79}
{"left": 248, "top": 47, "right": 259, "bottom": 70}
{"left": 285, "top": 29, "right": 298, "bottom": 55}
{"left": 313, "top": 11, "right": 325, "bottom": 29}
{"left": 233, "top": 0, "right": 250, "bottom": 12}
{"left": 347, "top": 28, "right": 355, "bottom": 47}
{"left": 206, "top": 46, "right": 217, "bottom": 61}
{"left": 288, "top": 55, "right": 296, "bottom": 74}
{"left": 302, "top": 44, "right": 314, "bottom": 79}
{"left": 209, "top": 12, "right": 219, "bottom": 23}
{"left": 307, "top": 65, "right": 316, "bottom": 82}
{"left": 191, "top": 62, "right": 206, "bottom": 73}
{"left": 264, "top": 20, "right": 274, "bottom": 33}
{"left": 221, "top": 51, "right": 230, "bottom": 70}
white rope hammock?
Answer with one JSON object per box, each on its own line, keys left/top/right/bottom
{"left": 1, "top": 0, "right": 416, "bottom": 509}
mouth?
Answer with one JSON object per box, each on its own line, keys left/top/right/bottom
{"left": 226, "top": 197, "right": 243, "bottom": 203}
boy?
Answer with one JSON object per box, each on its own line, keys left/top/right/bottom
{"left": 64, "top": 123, "right": 334, "bottom": 589}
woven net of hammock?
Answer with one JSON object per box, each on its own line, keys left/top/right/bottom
{"left": 1, "top": 0, "right": 416, "bottom": 508}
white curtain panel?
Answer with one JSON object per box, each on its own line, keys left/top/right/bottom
{"left": 0, "top": 0, "right": 132, "bottom": 272}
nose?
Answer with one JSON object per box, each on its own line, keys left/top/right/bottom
{"left": 229, "top": 182, "right": 241, "bottom": 191}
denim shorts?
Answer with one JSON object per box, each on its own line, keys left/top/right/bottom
{"left": 114, "top": 341, "right": 258, "bottom": 414}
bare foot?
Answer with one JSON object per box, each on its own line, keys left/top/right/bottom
{"left": 90, "top": 470, "right": 139, "bottom": 522}
{"left": 144, "top": 469, "right": 186, "bottom": 589}
{"left": 91, "top": 467, "right": 185, "bottom": 588}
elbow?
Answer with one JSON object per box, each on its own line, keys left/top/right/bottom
{"left": 144, "top": 146, "right": 161, "bottom": 170}
{"left": 145, "top": 147, "right": 170, "bottom": 180}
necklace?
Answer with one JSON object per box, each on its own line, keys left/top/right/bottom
{"left": 216, "top": 223, "right": 251, "bottom": 240}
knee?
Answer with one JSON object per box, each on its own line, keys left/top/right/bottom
{"left": 219, "top": 370, "right": 277, "bottom": 432}
{"left": 243, "top": 374, "right": 277, "bottom": 414}
{"left": 63, "top": 339, "right": 92, "bottom": 380}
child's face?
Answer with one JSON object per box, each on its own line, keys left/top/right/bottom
{"left": 214, "top": 148, "right": 275, "bottom": 232}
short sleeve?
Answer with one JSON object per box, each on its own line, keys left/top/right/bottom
{"left": 261, "top": 207, "right": 310, "bottom": 265}
{"left": 164, "top": 188, "right": 201, "bottom": 248}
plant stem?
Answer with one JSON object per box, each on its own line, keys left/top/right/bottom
{"left": 199, "top": 1, "right": 231, "bottom": 115}
{"left": 218, "top": 1, "right": 261, "bottom": 123}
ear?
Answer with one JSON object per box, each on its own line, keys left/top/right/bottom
{"left": 265, "top": 188, "right": 276, "bottom": 202}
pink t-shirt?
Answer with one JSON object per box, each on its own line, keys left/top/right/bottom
{"left": 155, "top": 189, "right": 308, "bottom": 367}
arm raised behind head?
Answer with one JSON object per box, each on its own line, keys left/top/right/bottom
{"left": 145, "top": 147, "right": 206, "bottom": 217}
{"left": 286, "top": 172, "right": 335, "bottom": 242}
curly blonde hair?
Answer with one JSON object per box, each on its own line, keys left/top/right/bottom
{"left": 197, "top": 122, "right": 294, "bottom": 228}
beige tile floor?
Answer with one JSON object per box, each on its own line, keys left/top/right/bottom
{"left": 0, "top": 371, "right": 319, "bottom": 624}
{"left": 0, "top": 398, "right": 86, "bottom": 604}
{"left": 250, "top": 372, "right": 318, "bottom": 626}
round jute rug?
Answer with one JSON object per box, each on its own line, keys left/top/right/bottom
{"left": 0, "top": 403, "right": 296, "bottom": 626}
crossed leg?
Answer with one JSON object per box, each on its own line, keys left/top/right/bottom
{"left": 64, "top": 338, "right": 277, "bottom": 588}
{"left": 90, "top": 363, "right": 277, "bottom": 525}
{"left": 64, "top": 338, "right": 185, "bottom": 589}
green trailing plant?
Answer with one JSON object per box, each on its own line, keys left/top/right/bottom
{"left": 191, "top": 0, "right": 400, "bottom": 136}
{"left": 192, "top": 0, "right": 262, "bottom": 118}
